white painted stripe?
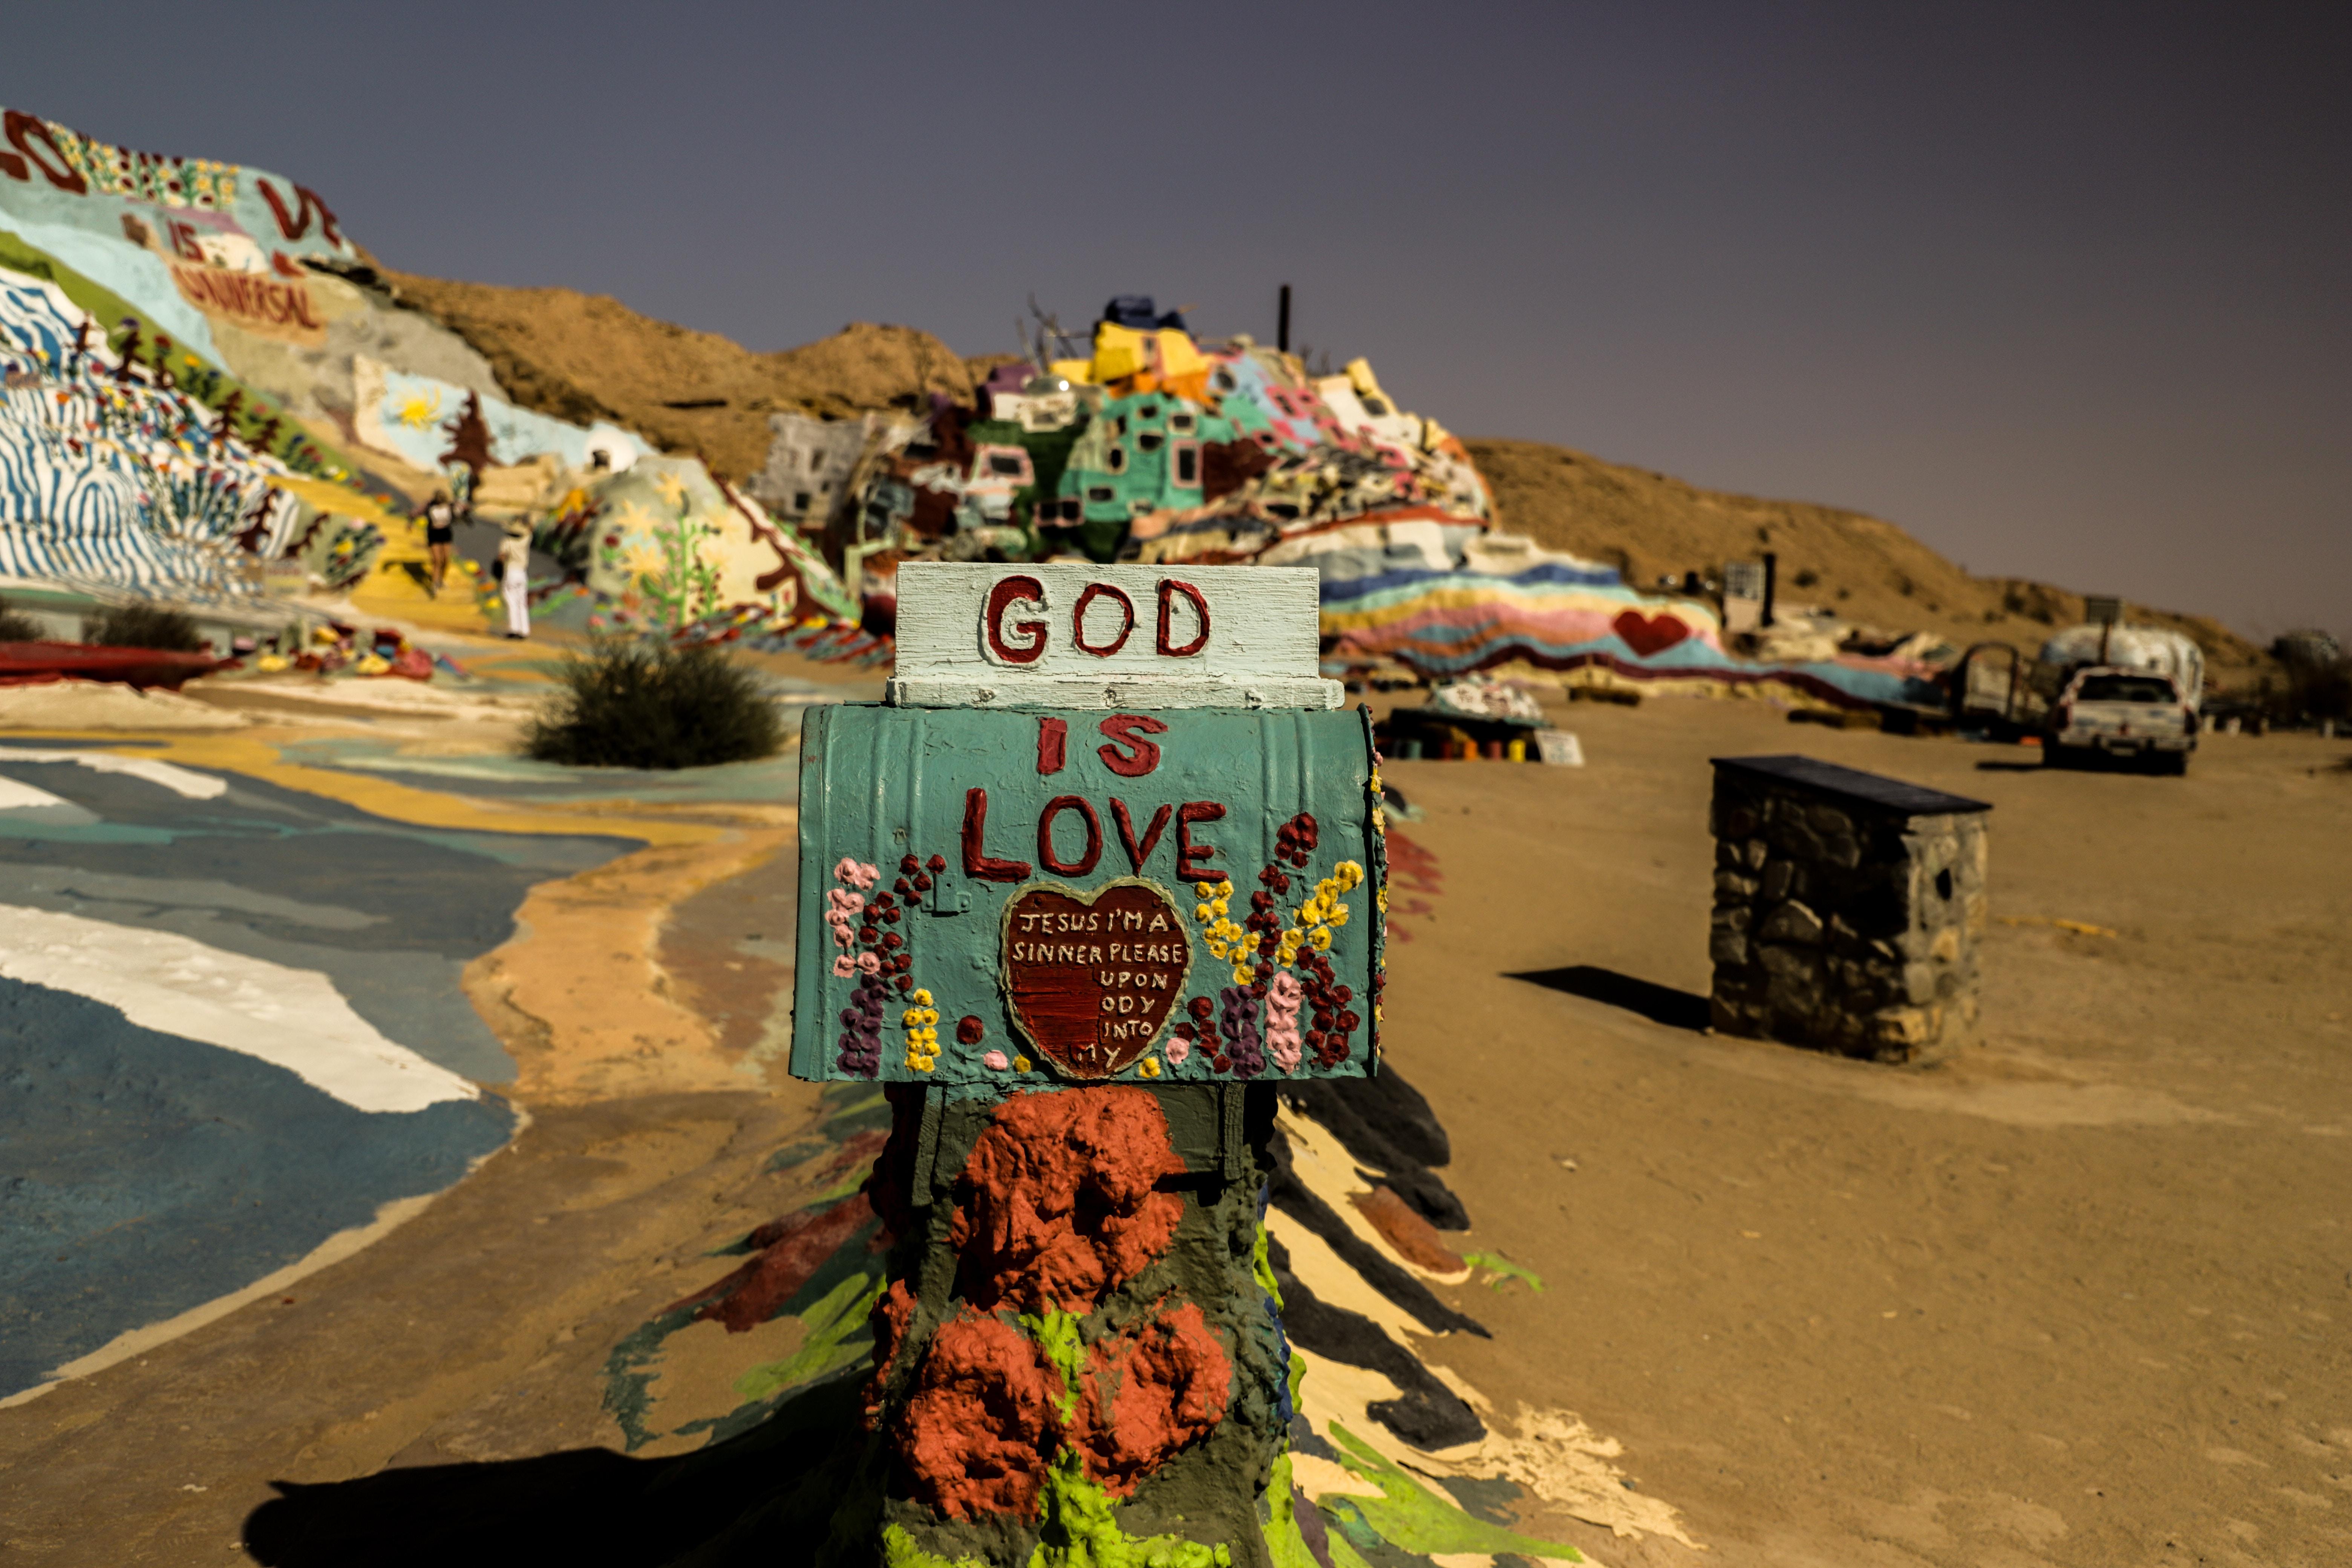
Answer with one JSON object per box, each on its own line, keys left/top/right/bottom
{"left": 0, "top": 748, "right": 228, "bottom": 800}
{"left": 0, "top": 905, "right": 478, "bottom": 1112}
{"left": 0, "top": 774, "right": 72, "bottom": 810}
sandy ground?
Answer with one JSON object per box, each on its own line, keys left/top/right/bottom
{"left": 2, "top": 693, "right": 2346, "bottom": 1566}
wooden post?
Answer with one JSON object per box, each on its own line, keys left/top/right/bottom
{"left": 793, "top": 563, "right": 1383, "bottom": 1565}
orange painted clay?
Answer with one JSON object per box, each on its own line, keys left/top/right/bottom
{"left": 1068, "top": 1301, "right": 1232, "bottom": 1496}
{"left": 864, "top": 1278, "right": 921, "bottom": 1429}
{"left": 1350, "top": 1184, "right": 1466, "bottom": 1274}
{"left": 896, "top": 1307, "right": 1061, "bottom": 1520}
{"left": 948, "top": 1088, "right": 1187, "bottom": 1314}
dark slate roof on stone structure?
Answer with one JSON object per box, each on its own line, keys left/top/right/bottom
{"left": 1711, "top": 754, "right": 1992, "bottom": 817}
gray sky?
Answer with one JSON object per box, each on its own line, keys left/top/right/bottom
{"left": 8, "top": 1, "right": 2343, "bottom": 642}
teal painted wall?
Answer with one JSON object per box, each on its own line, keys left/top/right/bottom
{"left": 793, "top": 703, "right": 1385, "bottom": 1089}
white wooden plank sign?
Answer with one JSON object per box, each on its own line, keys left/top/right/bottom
{"left": 885, "top": 562, "right": 1343, "bottom": 710}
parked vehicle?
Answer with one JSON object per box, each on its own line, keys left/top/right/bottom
{"left": 2044, "top": 666, "right": 2197, "bottom": 773}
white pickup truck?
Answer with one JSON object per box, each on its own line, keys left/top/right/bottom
{"left": 2044, "top": 666, "right": 2197, "bottom": 773}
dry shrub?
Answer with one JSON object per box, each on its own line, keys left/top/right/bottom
{"left": 524, "top": 640, "right": 781, "bottom": 770}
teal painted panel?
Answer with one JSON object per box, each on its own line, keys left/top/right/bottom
{"left": 792, "top": 704, "right": 1386, "bottom": 1089}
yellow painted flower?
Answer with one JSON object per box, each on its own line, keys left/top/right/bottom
{"left": 912, "top": 989, "right": 932, "bottom": 1006}
{"left": 1138, "top": 1057, "right": 1161, "bottom": 1079}
{"left": 1210, "top": 898, "right": 1228, "bottom": 917}
{"left": 1195, "top": 881, "right": 1216, "bottom": 899}
{"left": 1327, "top": 906, "right": 1350, "bottom": 927}
{"left": 1195, "top": 903, "right": 1214, "bottom": 922}
{"left": 1014, "top": 1056, "right": 1032, "bottom": 1072}
{"left": 1336, "top": 861, "right": 1364, "bottom": 889}
{"left": 1309, "top": 928, "right": 1333, "bottom": 951}
{"left": 654, "top": 470, "right": 691, "bottom": 509}
{"left": 1216, "top": 879, "right": 1233, "bottom": 897}
{"left": 1209, "top": 942, "right": 1229, "bottom": 960}
{"left": 1232, "top": 963, "right": 1254, "bottom": 986}
{"left": 1376, "top": 887, "right": 1390, "bottom": 913}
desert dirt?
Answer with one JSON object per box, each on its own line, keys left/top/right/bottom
{"left": 1, "top": 692, "right": 2345, "bottom": 1566}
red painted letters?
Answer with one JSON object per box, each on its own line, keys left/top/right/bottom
{"left": 1071, "top": 583, "right": 1136, "bottom": 657}
{"left": 1038, "top": 795, "right": 1104, "bottom": 876}
{"left": 1037, "top": 715, "right": 1067, "bottom": 775}
{"left": 1156, "top": 579, "right": 1211, "bottom": 657}
{"left": 1096, "top": 714, "right": 1167, "bottom": 778}
{"left": 985, "top": 575, "right": 1048, "bottom": 664}
{"left": 1110, "top": 799, "right": 1173, "bottom": 872}
{"left": 0, "top": 112, "right": 86, "bottom": 194}
{"left": 1176, "top": 802, "right": 1227, "bottom": 880}
{"left": 961, "top": 788, "right": 1033, "bottom": 882}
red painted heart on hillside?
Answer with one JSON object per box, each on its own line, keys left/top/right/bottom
{"left": 1001, "top": 879, "right": 1192, "bottom": 1079}
{"left": 1611, "top": 609, "right": 1689, "bottom": 657}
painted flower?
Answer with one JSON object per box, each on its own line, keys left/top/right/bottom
{"left": 857, "top": 951, "right": 882, "bottom": 974}
{"left": 1327, "top": 906, "right": 1350, "bottom": 927}
{"left": 1195, "top": 881, "right": 1217, "bottom": 899}
{"left": 831, "top": 955, "right": 856, "bottom": 978}
{"left": 1165, "top": 1037, "right": 1191, "bottom": 1066}
{"left": 983, "top": 1049, "right": 1010, "bottom": 1070}
{"left": 1216, "top": 879, "right": 1233, "bottom": 897}
{"left": 1309, "top": 928, "right": 1333, "bottom": 951}
{"left": 1138, "top": 1057, "right": 1161, "bottom": 1079}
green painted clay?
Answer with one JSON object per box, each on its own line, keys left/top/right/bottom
{"left": 1022, "top": 1306, "right": 1089, "bottom": 1421}
{"left": 885, "top": 1523, "right": 992, "bottom": 1568}
{"left": 1462, "top": 1251, "right": 1546, "bottom": 1293}
{"left": 733, "top": 1271, "right": 884, "bottom": 1400}
{"left": 1252, "top": 1220, "right": 1283, "bottom": 1311}
{"left": 1260, "top": 1454, "right": 1319, "bottom": 1568}
{"left": 1028, "top": 1449, "right": 1234, "bottom": 1568}
{"left": 1324, "top": 1423, "right": 1581, "bottom": 1562}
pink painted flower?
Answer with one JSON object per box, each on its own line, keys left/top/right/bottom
{"left": 982, "top": 1049, "right": 1010, "bottom": 1070}
{"left": 831, "top": 955, "right": 856, "bottom": 978}
{"left": 1265, "top": 972, "right": 1304, "bottom": 1073}
{"left": 1165, "top": 1037, "right": 1191, "bottom": 1066}
{"left": 856, "top": 951, "right": 882, "bottom": 975}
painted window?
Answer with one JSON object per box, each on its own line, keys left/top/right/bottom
{"left": 1169, "top": 409, "right": 1198, "bottom": 435}
{"left": 1106, "top": 445, "right": 1128, "bottom": 475}
{"left": 1086, "top": 485, "right": 1115, "bottom": 504}
{"left": 1171, "top": 441, "right": 1201, "bottom": 487}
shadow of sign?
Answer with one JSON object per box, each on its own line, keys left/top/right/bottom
{"left": 1506, "top": 965, "right": 1710, "bottom": 1032}
{"left": 242, "top": 1374, "right": 860, "bottom": 1567}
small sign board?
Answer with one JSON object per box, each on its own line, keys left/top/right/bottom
{"left": 1533, "top": 728, "right": 1585, "bottom": 766}
{"left": 795, "top": 564, "right": 1384, "bottom": 1088}
{"left": 2084, "top": 595, "right": 2122, "bottom": 625}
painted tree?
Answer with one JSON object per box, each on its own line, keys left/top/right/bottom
{"left": 439, "top": 390, "right": 493, "bottom": 479}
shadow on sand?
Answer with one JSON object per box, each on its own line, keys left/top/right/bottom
{"left": 242, "top": 1374, "right": 859, "bottom": 1567}
{"left": 1507, "top": 965, "right": 1710, "bottom": 1032}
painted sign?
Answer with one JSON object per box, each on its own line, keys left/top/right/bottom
{"left": 793, "top": 564, "right": 1384, "bottom": 1087}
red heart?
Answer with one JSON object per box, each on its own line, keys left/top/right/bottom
{"left": 1611, "top": 609, "right": 1689, "bottom": 657}
{"left": 1002, "top": 880, "right": 1193, "bottom": 1079}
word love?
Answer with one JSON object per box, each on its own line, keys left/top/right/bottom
{"left": 984, "top": 574, "right": 1210, "bottom": 665}
{"left": 962, "top": 789, "right": 1225, "bottom": 883}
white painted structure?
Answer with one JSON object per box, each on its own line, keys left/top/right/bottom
{"left": 885, "top": 562, "right": 1343, "bottom": 710}
{"left": 0, "top": 906, "right": 477, "bottom": 1113}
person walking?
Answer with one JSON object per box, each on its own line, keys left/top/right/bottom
{"left": 498, "top": 519, "right": 533, "bottom": 639}
{"left": 422, "top": 492, "right": 456, "bottom": 595}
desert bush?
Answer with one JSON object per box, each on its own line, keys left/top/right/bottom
{"left": 524, "top": 640, "right": 781, "bottom": 770}
{"left": 82, "top": 603, "right": 207, "bottom": 651}
{"left": 0, "top": 597, "right": 43, "bottom": 641}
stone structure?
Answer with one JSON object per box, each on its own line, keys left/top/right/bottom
{"left": 1708, "top": 754, "right": 1989, "bottom": 1062}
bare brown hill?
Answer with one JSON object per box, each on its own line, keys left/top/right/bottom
{"left": 375, "top": 268, "right": 1007, "bottom": 480}
{"left": 1467, "top": 436, "right": 2269, "bottom": 689}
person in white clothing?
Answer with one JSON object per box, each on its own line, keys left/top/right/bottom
{"left": 497, "top": 519, "right": 533, "bottom": 639}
